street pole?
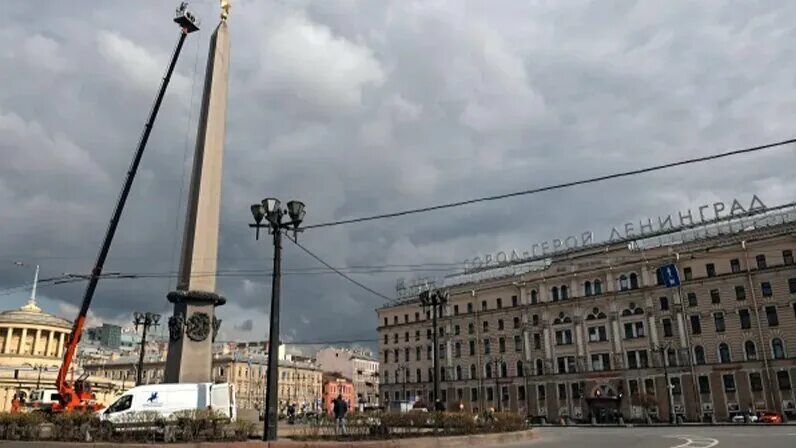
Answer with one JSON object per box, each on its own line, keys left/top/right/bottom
{"left": 264, "top": 224, "right": 282, "bottom": 441}
{"left": 656, "top": 344, "right": 676, "bottom": 424}
{"left": 136, "top": 322, "right": 149, "bottom": 386}
{"left": 36, "top": 367, "right": 43, "bottom": 390}
{"left": 494, "top": 359, "right": 500, "bottom": 411}
{"left": 431, "top": 294, "right": 440, "bottom": 403}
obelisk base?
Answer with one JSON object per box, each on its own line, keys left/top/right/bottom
{"left": 164, "top": 290, "right": 226, "bottom": 383}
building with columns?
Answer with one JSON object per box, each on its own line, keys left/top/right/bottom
{"left": 0, "top": 296, "right": 121, "bottom": 411}
{"left": 377, "top": 207, "right": 796, "bottom": 422}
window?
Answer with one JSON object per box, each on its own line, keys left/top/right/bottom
{"left": 416, "top": 346, "right": 421, "bottom": 361}
{"left": 533, "top": 333, "right": 541, "bottom": 349}
{"left": 629, "top": 380, "right": 639, "bottom": 396}
{"left": 384, "top": 370, "right": 390, "bottom": 384}
{"left": 644, "top": 378, "right": 655, "bottom": 395}
{"left": 517, "top": 360, "right": 524, "bottom": 377}
{"left": 684, "top": 267, "right": 692, "bottom": 281}
{"left": 469, "top": 340, "right": 475, "bottom": 356}
{"left": 498, "top": 319, "right": 504, "bottom": 331}
{"left": 532, "top": 314, "right": 539, "bottom": 326}
{"left": 470, "top": 387, "right": 478, "bottom": 401}
{"left": 556, "top": 356, "right": 576, "bottom": 373}
{"left": 405, "top": 347, "right": 410, "bottom": 361}
{"left": 662, "top": 319, "right": 673, "bottom": 337}
{"left": 394, "top": 334, "right": 398, "bottom": 343}
{"left": 427, "top": 329, "right": 432, "bottom": 340}
{"left": 514, "top": 335, "right": 522, "bottom": 352}
{"left": 498, "top": 337, "right": 506, "bottom": 353}
{"left": 790, "top": 278, "right": 796, "bottom": 294}
{"left": 555, "top": 329, "right": 573, "bottom": 345}
{"left": 772, "top": 338, "right": 785, "bottom": 359}
{"left": 766, "top": 305, "right": 778, "bottom": 326}
{"left": 454, "top": 342, "right": 461, "bottom": 358}
{"left": 405, "top": 332, "right": 409, "bottom": 342}
{"left": 623, "top": 321, "right": 645, "bottom": 339}
{"left": 456, "top": 365, "right": 462, "bottom": 380}
{"left": 756, "top": 254, "right": 767, "bottom": 269}
{"left": 777, "top": 371, "right": 791, "bottom": 390}
{"left": 588, "top": 325, "right": 608, "bottom": 342}
{"left": 730, "top": 258, "right": 741, "bottom": 273}
{"left": 468, "top": 323, "right": 474, "bottom": 335}
{"left": 690, "top": 315, "right": 702, "bottom": 335}
{"left": 687, "top": 292, "right": 698, "bottom": 307}
{"left": 706, "top": 263, "right": 716, "bottom": 277}
{"left": 718, "top": 343, "right": 731, "bottom": 363}
{"left": 106, "top": 394, "right": 133, "bottom": 414}
{"left": 485, "top": 363, "right": 492, "bottom": 379}
{"left": 619, "top": 275, "right": 629, "bottom": 291}
{"left": 630, "top": 273, "right": 639, "bottom": 289}
{"left": 745, "top": 340, "right": 758, "bottom": 361}
{"left": 518, "top": 385, "right": 526, "bottom": 400}
{"left": 538, "top": 384, "right": 546, "bottom": 400}
{"left": 626, "top": 350, "right": 648, "bottom": 369}
{"left": 585, "top": 281, "right": 593, "bottom": 296}
{"left": 500, "top": 362, "right": 508, "bottom": 378}
{"left": 749, "top": 372, "right": 763, "bottom": 391}
{"left": 496, "top": 298, "right": 502, "bottom": 309}
{"left": 393, "top": 316, "right": 398, "bottom": 324}
{"left": 739, "top": 309, "right": 751, "bottom": 329}
{"left": 694, "top": 346, "right": 706, "bottom": 365}
{"left": 454, "top": 325, "right": 460, "bottom": 336}
{"left": 483, "top": 321, "right": 489, "bottom": 332}
{"left": 671, "top": 377, "right": 682, "bottom": 395}
{"left": 714, "top": 312, "right": 725, "bottom": 333}
{"left": 561, "top": 285, "right": 569, "bottom": 299}
{"left": 784, "top": 250, "right": 794, "bottom": 265}
{"left": 558, "top": 383, "right": 567, "bottom": 400}
{"left": 659, "top": 296, "right": 669, "bottom": 311}
{"left": 536, "top": 359, "right": 544, "bottom": 376}
{"left": 698, "top": 376, "right": 710, "bottom": 394}
{"left": 530, "top": 290, "right": 538, "bottom": 304}
{"left": 467, "top": 303, "right": 473, "bottom": 313}
{"left": 761, "top": 282, "right": 773, "bottom": 297}
{"left": 439, "top": 327, "right": 445, "bottom": 337}
{"left": 513, "top": 317, "right": 520, "bottom": 329}
{"left": 439, "top": 343, "right": 445, "bottom": 359}
{"left": 427, "top": 346, "right": 432, "bottom": 360}
{"left": 723, "top": 374, "right": 736, "bottom": 392}
{"left": 415, "top": 312, "right": 420, "bottom": 321}
{"left": 590, "top": 353, "right": 610, "bottom": 371}
{"left": 594, "top": 279, "right": 602, "bottom": 295}
{"left": 394, "top": 349, "right": 399, "bottom": 362}
{"left": 710, "top": 289, "right": 721, "bottom": 304}
{"left": 454, "top": 305, "right": 459, "bottom": 315}
{"left": 383, "top": 317, "right": 388, "bottom": 327}
{"left": 481, "top": 300, "right": 487, "bottom": 311}
{"left": 551, "top": 287, "right": 559, "bottom": 301}
{"left": 483, "top": 339, "right": 490, "bottom": 354}
{"left": 511, "top": 295, "right": 518, "bottom": 307}
{"left": 415, "top": 330, "right": 420, "bottom": 341}
{"left": 384, "top": 334, "right": 388, "bottom": 345}
{"left": 735, "top": 285, "right": 746, "bottom": 300}
{"left": 470, "top": 364, "right": 476, "bottom": 380}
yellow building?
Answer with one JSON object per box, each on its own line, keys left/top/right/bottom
{"left": 0, "top": 295, "right": 120, "bottom": 411}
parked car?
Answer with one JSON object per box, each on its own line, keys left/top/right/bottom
{"left": 99, "top": 383, "right": 236, "bottom": 423}
{"left": 758, "top": 411, "right": 783, "bottom": 424}
{"left": 731, "top": 413, "right": 758, "bottom": 423}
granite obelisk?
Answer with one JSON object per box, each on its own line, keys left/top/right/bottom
{"left": 165, "top": 3, "right": 231, "bottom": 384}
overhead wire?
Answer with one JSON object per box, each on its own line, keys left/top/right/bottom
{"left": 303, "top": 137, "right": 796, "bottom": 230}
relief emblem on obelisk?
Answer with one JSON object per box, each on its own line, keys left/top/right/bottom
{"left": 164, "top": 0, "right": 232, "bottom": 384}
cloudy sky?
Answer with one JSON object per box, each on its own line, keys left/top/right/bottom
{"left": 1, "top": 0, "right": 794, "bottom": 352}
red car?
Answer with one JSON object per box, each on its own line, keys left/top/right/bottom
{"left": 758, "top": 411, "right": 783, "bottom": 424}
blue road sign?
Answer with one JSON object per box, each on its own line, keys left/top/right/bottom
{"left": 661, "top": 264, "right": 680, "bottom": 288}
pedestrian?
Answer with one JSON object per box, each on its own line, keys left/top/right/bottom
{"left": 333, "top": 394, "right": 348, "bottom": 435}
{"left": 434, "top": 399, "right": 445, "bottom": 412}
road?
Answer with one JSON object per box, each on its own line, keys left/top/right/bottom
{"left": 498, "top": 426, "right": 796, "bottom": 448}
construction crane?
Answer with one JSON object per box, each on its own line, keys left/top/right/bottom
{"left": 51, "top": 3, "right": 200, "bottom": 413}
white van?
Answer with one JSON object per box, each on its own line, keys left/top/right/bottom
{"left": 99, "top": 383, "right": 236, "bottom": 423}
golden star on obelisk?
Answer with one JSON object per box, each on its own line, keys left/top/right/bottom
{"left": 220, "top": 0, "right": 231, "bottom": 21}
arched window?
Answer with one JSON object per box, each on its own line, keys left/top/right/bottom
{"left": 718, "top": 343, "right": 731, "bottom": 363}
{"left": 772, "top": 338, "right": 785, "bottom": 359}
{"left": 584, "top": 281, "right": 593, "bottom": 297}
{"left": 619, "top": 274, "right": 629, "bottom": 291}
{"left": 536, "top": 359, "right": 544, "bottom": 375}
{"left": 561, "top": 285, "right": 569, "bottom": 300}
{"left": 456, "top": 365, "right": 463, "bottom": 380}
{"left": 485, "top": 363, "right": 492, "bottom": 379}
{"left": 551, "top": 287, "right": 559, "bottom": 301}
{"left": 470, "top": 364, "right": 477, "bottom": 380}
{"left": 416, "top": 368, "right": 422, "bottom": 382}
{"left": 629, "top": 273, "right": 639, "bottom": 289}
{"left": 694, "top": 345, "right": 706, "bottom": 365}
{"left": 530, "top": 289, "right": 538, "bottom": 304}
{"left": 500, "top": 362, "right": 508, "bottom": 378}
{"left": 517, "top": 360, "right": 524, "bottom": 377}
{"left": 594, "top": 279, "right": 602, "bottom": 295}
{"left": 745, "top": 340, "right": 757, "bottom": 361}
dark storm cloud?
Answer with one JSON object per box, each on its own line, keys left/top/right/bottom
{"left": 1, "top": 1, "right": 794, "bottom": 349}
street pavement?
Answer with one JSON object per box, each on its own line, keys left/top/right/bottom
{"left": 494, "top": 426, "right": 796, "bottom": 448}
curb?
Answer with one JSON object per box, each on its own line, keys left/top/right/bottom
{"left": 0, "top": 430, "right": 535, "bottom": 448}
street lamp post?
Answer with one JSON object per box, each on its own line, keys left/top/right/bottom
{"left": 133, "top": 312, "right": 161, "bottom": 386}
{"left": 652, "top": 342, "right": 677, "bottom": 424}
{"left": 249, "top": 197, "right": 306, "bottom": 442}
{"left": 31, "top": 364, "right": 48, "bottom": 390}
{"left": 419, "top": 289, "right": 447, "bottom": 404}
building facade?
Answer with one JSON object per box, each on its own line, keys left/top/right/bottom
{"left": 322, "top": 373, "right": 355, "bottom": 414}
{"left": 316, "top": 347, "right": 379, "bottom": 407}
{"left": 377, "top": 213, "right": 796, "bottom": 422}
{"left": 83, "top": 354, "right": 323, "bottom": 413}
